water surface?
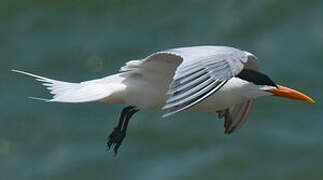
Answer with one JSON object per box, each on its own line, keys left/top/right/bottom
{"left": 1, "top": 0, "right": 323, "bottom": 179}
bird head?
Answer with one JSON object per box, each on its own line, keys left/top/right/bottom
{"left": 237, "top": 69, "right": 315, "bottom": 103}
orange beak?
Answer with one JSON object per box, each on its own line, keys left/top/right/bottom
{"left": 266, "top": 84, "right": 315, "bottom": 103}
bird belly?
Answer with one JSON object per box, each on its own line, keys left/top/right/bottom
{"left": 183, "top": 90, "right": 248, "bottom": 112}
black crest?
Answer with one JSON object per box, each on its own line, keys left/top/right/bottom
{"left": 236, "top": 69, "right": 277, "bottom": 87}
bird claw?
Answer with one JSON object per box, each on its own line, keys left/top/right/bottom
{"left": 106, "top": 128, "right": 126, "bottom": 156}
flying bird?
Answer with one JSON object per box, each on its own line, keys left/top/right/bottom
{"left": 13, "top": 45, "right": 314, "bottom": 155}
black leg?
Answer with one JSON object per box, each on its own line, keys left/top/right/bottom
{"left": 107, "top": 106, "right": 139, "bottom": 155}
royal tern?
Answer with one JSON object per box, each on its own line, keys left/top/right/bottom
{"left": 13, "top": 45, "right": 314, "bottom": 155}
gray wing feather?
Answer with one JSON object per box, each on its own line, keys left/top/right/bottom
{"left": 173, "top": 53, "right": 246, "bottom": 81}
{"left": 170, "top": 72, "right": 210, "bottom": 93}
{"left": 166, "top": 78, "right": 215, "bottom": 104}
{"left": 162, "top": 46, "right": 248, "bottom": 116}
{"left": 221, "top": 99, "right": 254, "bottom": 134}
{"left": 163, "top": 81, "right": 228, "bottom": 117}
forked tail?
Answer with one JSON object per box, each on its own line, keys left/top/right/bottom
{"left": 12, "top": 70, "right": 119, "bottom": 103}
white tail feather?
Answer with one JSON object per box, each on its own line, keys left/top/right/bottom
{"left": 12, "top": 70, "right": 123, "bottom": 103}
{"left": 29, "top": 96, "right": 51, "bottom": 101}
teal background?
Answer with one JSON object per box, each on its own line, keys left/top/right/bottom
{"left": 1, "top": 0, "right": 323, "bottom": 179}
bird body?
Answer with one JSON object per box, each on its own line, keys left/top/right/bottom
{"left": 13, "top": 45, "right": 314, "bottom": 155}
{"left": 13, "top": 46, "right": 271, "bottom": 111}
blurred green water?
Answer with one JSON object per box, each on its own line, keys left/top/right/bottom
{"left": 1, "top": 0, "right": 323, "bottom": 179}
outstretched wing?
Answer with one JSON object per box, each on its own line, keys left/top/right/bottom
{"left": 161, "top": 46, "right": 251, "bottom": 117}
